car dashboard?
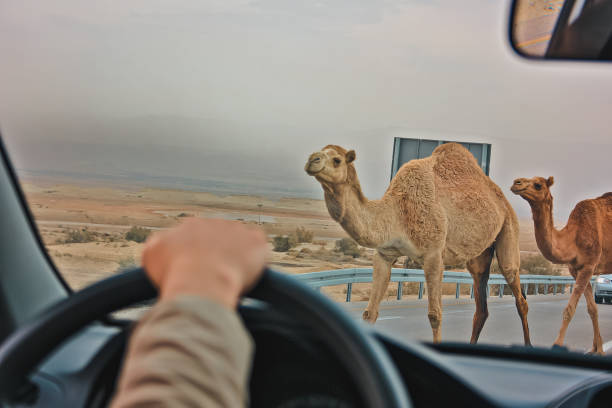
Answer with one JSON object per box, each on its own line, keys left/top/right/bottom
{"left": 15, "top": 305, "right": 612, "bottom": 408}
{"left": 243, "top": 306, "right": 612, "bottom": 408}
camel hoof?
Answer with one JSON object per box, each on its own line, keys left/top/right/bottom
{"left": 362, "top": 310, "right": 377, "bottom": 323}
{"left": 586, "top": 349, "right": 605, "bottom": 356}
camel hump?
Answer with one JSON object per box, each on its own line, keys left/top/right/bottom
{"left": 431, "top": 142, "right": 484, "bottom": 183}
{"left": 600, "top": 192, "right": 612, "bottom": 200}
{"left": 432, "top": 142, "right": 480, "bottom": 166}
{"left": 596, "top": 192, "right": 612, "bottom": 209}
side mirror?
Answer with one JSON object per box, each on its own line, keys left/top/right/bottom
{"left": 510, "top": 0, "right": 612, "bottom": 61}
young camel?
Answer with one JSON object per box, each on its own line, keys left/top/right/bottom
{"left": 512, "top": 177, "right": 612, "bottom": 354}
{"left": 305, "top": 143, "right": 531, "bottom": 344}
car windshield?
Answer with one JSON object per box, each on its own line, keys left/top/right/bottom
{"left": 1, "top": 0, "right": 611, "bottom": 354}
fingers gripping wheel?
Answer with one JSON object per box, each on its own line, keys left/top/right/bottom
{"left": 0, "top": 268, "right": 411, "bottom": 407}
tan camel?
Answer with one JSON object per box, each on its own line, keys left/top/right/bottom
{"left": 305, "top": 143, "right": 531, "bottom": 344}
{"left": 512, "top": 177, "right": 612, "bottom": 354}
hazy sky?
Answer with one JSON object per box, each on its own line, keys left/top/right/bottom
{"left": 0, "top": 0, "right": 610, "bottom": 219}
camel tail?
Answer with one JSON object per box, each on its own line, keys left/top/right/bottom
{"left": 521, "top": 287, "right": 527, "bottom": 300}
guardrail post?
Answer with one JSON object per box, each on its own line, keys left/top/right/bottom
{"left": 298, "top": 269, "right": 580, "bottom": 304}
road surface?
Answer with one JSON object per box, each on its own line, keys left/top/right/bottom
{"left": 343, "top": 294, "right": 612, "bottom": 354}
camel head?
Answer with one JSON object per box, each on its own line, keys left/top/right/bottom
{"left": 511, "top": 176, "right": 554, "bottom": 203}
{"left": 305, "top": 145, "right": 357, "bottom": 188}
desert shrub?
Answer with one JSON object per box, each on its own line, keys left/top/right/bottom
{"left": 490, "top": 258, "right": 501, "bottom": 274}
{"left": 490, "top": 253, "right": 554, "bottom": 276}
{"left": 116, "top": 256, "right": 136, "bottom": 272}
{"left": 273, "top": 235, "right": 294, "bottom": 252}
{"left": 64, "top": 228, "right": 97, "bottom": 243}
{"left": 311, "top": 247, "right": 344, "bottom": 262}
{"left": 340, "top": 254, "right": 356, "bottom": 262}
{"left": 288, "top": 234, "right": 299, "bottom": 247}
{"left": 295, "top": 247, "right": 312, "bottom": 258}
{"left": 125, "top": 226, "right": 151, "bottom": 243}
{"left": 290, "top": 226, "right": 314, "bottom": 243}
{"left": 521, "top": 253, "right": 553, "bottom": 275}
{"left": 404, "top": 257, "right": 423, "bottom": 269}
{"left": 335, "top": 238, "right": 360, "bottom": 258}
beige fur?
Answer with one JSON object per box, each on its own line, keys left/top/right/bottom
{"left": 306, "top": 143, "right": 531, "bottom": 344}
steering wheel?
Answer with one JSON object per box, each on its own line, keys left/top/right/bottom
{"left": 0, "top": 267, "right": 411, "bottom": 407}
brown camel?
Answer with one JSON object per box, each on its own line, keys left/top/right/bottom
{"left": 512, "top": 177, "right": 612, "bottom": 354}
{"left": 305, "top": 143, "right": 531, "bottom": 344}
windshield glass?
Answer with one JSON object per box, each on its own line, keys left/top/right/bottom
{"left": 1, "top": 0, "right": 611, "bottom": 353}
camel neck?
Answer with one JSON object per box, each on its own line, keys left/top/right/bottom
{"left": 529, "top": 197, "right": 569, "bottom": 263}
{"left": 323, "top": 184, "right": 391, "bottom": 248}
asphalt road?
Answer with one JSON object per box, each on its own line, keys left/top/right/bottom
{"left": 342, "top": 294, "right": 612, "bottom": 354}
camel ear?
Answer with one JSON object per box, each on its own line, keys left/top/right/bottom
{"left": 346, "top": 150, "right": 356, "bottom": 163}
{"left": 546, "top": 176, "right": 554, "bottom": 187}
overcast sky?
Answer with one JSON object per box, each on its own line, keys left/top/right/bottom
{"left": 0, "top": 0, "right": 610, "bottom": 219}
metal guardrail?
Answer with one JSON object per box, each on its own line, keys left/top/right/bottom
{"left": 293, "top": 268, "right": 586, "bottom": 302}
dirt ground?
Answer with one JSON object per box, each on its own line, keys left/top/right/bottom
{"left": 515, "top": 0, "right": 563, "bottom": 22}
{"left": 22, "top": 179, "right": 559, "bottom": 301}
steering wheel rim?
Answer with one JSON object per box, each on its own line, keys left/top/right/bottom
{"left": 0, "top": 267, "right": 411, "bottom": 407}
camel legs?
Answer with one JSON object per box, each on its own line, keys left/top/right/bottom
{"left": 501, "top": 270, "right": 531, "bottom": 346}
{"left": 583, "top": 281, "right": 604, "bottom": 354}
{"left": 495, "top": 221, "right": 531, "bottom": 346}
{"left": 363, "top": 252, "right": 395, "bottom": 323}
{"left": 424, "top": 252, "right": 444, "bottom": 343}
{"left": 466, "top": 247, "right": 494, "bottom": 344}
{"left": 553, "top": 267, "right": 594, "bottom": 349}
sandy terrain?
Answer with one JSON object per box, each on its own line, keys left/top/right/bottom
{"left": 513, "top": 0, "right": 563, "bottom": 56}
{"left": 515, "top": 0, "right": 563, "bottom": 22}
{"left": 22, "top": 178, "right": 562, "bottom": 302}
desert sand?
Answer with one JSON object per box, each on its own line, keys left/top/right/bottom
{"left": 22, "top": 178, "right": 558, "bottom": 302}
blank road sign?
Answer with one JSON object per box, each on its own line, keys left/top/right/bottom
{"left": 390, "top": 138, "right": 491, "bottom": 180}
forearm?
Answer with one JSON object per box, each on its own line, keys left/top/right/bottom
{"left": 110, "top": 296, "right": 253, "bottom": 408}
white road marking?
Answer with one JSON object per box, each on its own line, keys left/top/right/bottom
{"left": 603, "top": 340, "right": 612, "bottom": 353}
{"left": 378, "top": 316, "right": 404, "bottom": 321}
{"left": 444, "top": 310, "right": 470, "bottom": 315}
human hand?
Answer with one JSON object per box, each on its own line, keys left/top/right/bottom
{"left": 141, "top": 218, "right": 268, "bottom": 308}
